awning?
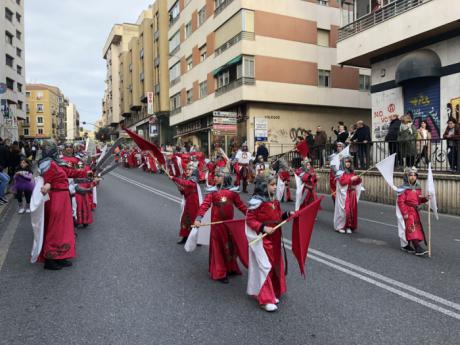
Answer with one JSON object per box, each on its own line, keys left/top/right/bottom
{"left": 213, "top": 55, "right": 242, "bottom": 76}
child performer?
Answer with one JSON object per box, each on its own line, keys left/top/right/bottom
{"left": 194, "top": 168, "right": 247, "bottom": 283}
{"left": 246, "top": 174, "right": 292, "bottom": 312}
{"left": 295, "top": 158, "right": 317, "bottom": 210}
{"left": 333, "top": 155, "right": 362, "bottom": 234}
{"left": 278, "top": 159, "right": 293, "bottom": 202}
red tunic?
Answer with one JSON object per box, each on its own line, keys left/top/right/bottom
{"left": 62, "top": 156, "right": 80, "bottom": 168}
{"left": 75, "top": 176, "right": 94, "bottom": 226}
{"left": 329, "top": 169, "right": 336, "bottom": 202}
{"left": 197, "top": 189, "right": 247, "bottom": 280}
{"left": 40, "top": 161, "right": 87, "bottom": 261}
{"left": 397, "top": 186, "right": 427, "bottom": 242}
{"left": 173, "top": 177, "right": 200, "bottom": 238}
{"left": 233, "top": 162, "right": 241, "bottom": 186}
{"left": 338, "top": 172, "right": 362, "bottom": 231}
{"left": 299, "top": 168, "right": 318, "bottom": 209}
{"left": 246, "top": 200, "right": 286, "bottom": 305}
{"left": 279, "top": 171, "right": 292, "bottom": 202}
{"left": 206, "top": 162, "right": 216, "bottom": 186}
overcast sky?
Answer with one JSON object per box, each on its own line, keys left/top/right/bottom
{"left": 25, "top": 0, "right": 150, "bottom": 130}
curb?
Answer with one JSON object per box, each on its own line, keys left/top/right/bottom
{"left": 0, "top": 194, "right": 14, "bottom": 219}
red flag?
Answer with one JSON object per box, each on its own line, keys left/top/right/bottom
{"left": 223, "top": 219, "right": 249, "bottom": 268}
{"left": 296, "top": 140, "right": 309, "bottom": 159}
{"left": 291, "top": 196, "right": 323, "bottom": 277}
{"left": 123, "top": 127, "right": 166, "bottom": 166}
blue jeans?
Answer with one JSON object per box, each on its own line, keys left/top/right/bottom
{"left": 0, "top": 171, "right": 10, "bottom": 199}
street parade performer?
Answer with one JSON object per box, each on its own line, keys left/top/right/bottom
{"left": 74, "top": 161, "right": 97, "bottom": 228}
{"left": 168, "top": 162, "right": 201, "bottom": 244}
{"left": 333, "top": 155, "right": 362, "bottom": 234}
{"left": 37, "top": 143, "right": 95, "bottom": 270}
{"left": 194, "top": 168, "right": 247, "bottom": 283}
{"left": 295, "top": 158, "right": 318, "bottom": 210}
{"left": 234, "top": 142, "right": 253, "bottom": 193}
{"left": 329, "top": 142, "right": 345, "bottom": 204}
{"left": 278, "top": 159, "right": 293, "bottom": 202}
{"left": 396, "top": 167, "right": 429, "bottom": 256}
{"left": 246, "top": 174, "right": 291, "bottom": 312}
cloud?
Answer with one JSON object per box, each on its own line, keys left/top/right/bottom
{"left": 25, "top": 0, "right": 150, "bottom": 129}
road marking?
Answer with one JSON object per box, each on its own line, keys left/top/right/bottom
{"left": 110, "top": 172, "right": 460, "bottom": 320}
{"left": 0, "top": 211, "right": 21, "bottom": 273}
{"left": 358, "top": 217, "right": 398, "bottom": 228}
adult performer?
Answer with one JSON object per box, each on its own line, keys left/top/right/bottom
{"left": 295, "top": 158, "right": 318, "bottom": 210}
{"left": 38, "top": 144, "right": 94, "bottom": 270}
{"left": 194, "top": 168, "right": 247, "bottom": 283}
{"left": 329, "top": 142, "right": 345, "bottom": 204}
{"left": 246, "top": 174, "right": 292, "bottom": 312}
{"left": 234, "top": 142, "right": 253, "bottom": 193}
{"left": 396, "top": 167, "right": 429, "bottom": 256}
{"left": 168, "top": 162, "right": 201, "bottom": 244}
{"left": 333, "top": 155, "right": 362, "bottom": 234}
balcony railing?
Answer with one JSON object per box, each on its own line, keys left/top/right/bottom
{"left": 215, "top": 32, "right": 255, "bottom": 56}
{"left": 170, "top": 107, "right": 182, "bottom": 116}
{"left": 215, "top": 77, "right": 255, "bottom": 96}
{"left": 338, "top": 0, "right": 433, "bottom": 42}
{"left": 215, "top": 0, "right": 234, "bottom": 17}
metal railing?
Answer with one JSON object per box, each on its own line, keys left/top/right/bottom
{"left": 338, "top": 0, "right": 433, "bottom": 41}
{"left": 215, "top": 31, "right": 255, "bottom": 56}
{"left": 214, "top": 0, "right": 234, "bottom": 16}
{"left": 215, "top": 77, "right": 255, "bottom": 96}
{"left": 268, "top": 139, "right": 460, "bottom": 174}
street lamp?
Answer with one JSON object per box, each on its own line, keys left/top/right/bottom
{"left": 82, "top": 121, "right": 101, "bottom": 129}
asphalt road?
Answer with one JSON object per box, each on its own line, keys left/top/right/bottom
{"left": 0, "top": 166, "right": 459, "bottom": 345}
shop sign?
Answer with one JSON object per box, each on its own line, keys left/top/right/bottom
{"left": 213, "top": 111, "right": 237, "bottom": 118}
{"left": 213, "top": 117, "right": 237, "bottom": 125}
{"left": 213, "top": 124, "right": 237, "bottom": 133}
{"left": 147, "top": 92, "right": 154, "bottom": 115}
{"left": 254, "top": 118, "right": 268, "bottom": 141}
{"left": 149, "top": 124, "right": 158, "bottom": 137}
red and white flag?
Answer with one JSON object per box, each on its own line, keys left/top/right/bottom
{"left": 123, "top": 127, "right": 166, "bottom": 166}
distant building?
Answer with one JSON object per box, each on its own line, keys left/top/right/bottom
{"left": 66, "top": 103, "right": 80, "bottom": 140}
{"left": 0, "top": 0, "right": 25, "bottom": 141}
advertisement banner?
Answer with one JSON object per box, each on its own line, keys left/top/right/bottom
{"left": 149, "top": 124, "right": 158, "bottom": 137}
{"left": 147, "top": 92, "right": 154, "bottom": 115}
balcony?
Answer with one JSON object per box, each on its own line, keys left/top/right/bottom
{"left": 170, "top": 107, "right": 181, "bottom": 116}
{"left": 215, "top": 32, "right": 255, "bottom": 56}
{"left": 215, "top": 77, "right": 255, "bottom": 97}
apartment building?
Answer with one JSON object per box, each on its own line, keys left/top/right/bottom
{"left": 66, "top": 102, "right": 80, "bottom": 140}
{"left": 22, "top": 84, "right": 63, "bottom": 140}
{"left": 337, "top": 0, "right": 460, "bottom": 141}
{"left": 0, "top": 0, "right": 25, "bottom": 141}
{"left": 167, "top": 0, "right": 371, "bottom": 156}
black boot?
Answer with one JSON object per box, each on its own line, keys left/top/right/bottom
{"left": 218, "top": 276, "right": 229, "bottom": 284}
{"left": 56, "top": 259, "right": 73, "bottom": 267}
{"left": 44, "top": 259, "right": 62, "bottom": 270}
{"left": 415, "top": 244, "right": 428, "bottom": 256}
{"left": 177, "top": 237, "right": 188, "bottom": 244}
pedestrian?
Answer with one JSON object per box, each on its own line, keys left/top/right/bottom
{"left": 31, "top": 143, "right": 37, "bottom": 161}
{"left": 333, "top": 155, "right": 362, "bottom": 234}
{"left": 168, "top": 162, "right": 201, "bottom": 244}
{"left": 194, "top": 168, "right": 247, "bottom": 283}
{"left": 12, "top": 157, "right": 34, "bottom": 213}
{"left": 256, "top": 143, "right": 269, "bottom": 162}
{"left": 415, "top": 120, "right": 431, "bottom": 167}
{"left": 385, "top": 114, "right": 401, "bottom": 166}
{"left": 246, "top": 174, "right": 292, "bottom": 312}
{"left": 8, "top": 141, "right": 21, "bottom": 180}
{"left": 313, "top": 126, "right": 327, "bottom": 167}
{"left": 442, "top": 117, "right": 460, "bottom": 172}
{"left": 333, "top": 124, "right": 349, "bottom": 144}
{"left": 396, "top": 167, "right": 429, "bottom": 256}
{"left": 353, "top": 121, "right": 371, "bottom": 169}
{"left": 295, "top": 158, "right": 318, "bottom": 209}
{"left": 0, "top": 137, "right": 10, "bottom": 205}
{"left": 398, "top": 114, "right": 417, "bottom": 168}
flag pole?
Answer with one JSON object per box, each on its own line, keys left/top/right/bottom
{"left": 249, "top": 219, "right": 290, "bottom": 246}
{"left": 428, "top": 194, "right": 432, "bottom": 258}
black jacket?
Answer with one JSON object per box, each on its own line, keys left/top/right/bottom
{"left": 385, "top": 119, "right": 401, "bottom": 141}
{"left": 354, "top": 125, "right": 371, "bottom": 143}
{"left": 256, "top": 145, "right": 269, "bottom": 162}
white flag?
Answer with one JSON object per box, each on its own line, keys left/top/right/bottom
{"left": 330, "top": 145, "right": 350, "bottom": 171}
{"left": 426, "top": 163, "right": 439, "bottom": 220}
{"left": 276, "top": 176, "right": 285, "bottom": 201}
{"left": 376, "top": 153, "right": 397, "bottom": 189}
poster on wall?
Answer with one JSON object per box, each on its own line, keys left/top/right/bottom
{"left": 371, "top": 88, "right": 404, "bottom": 141}
{"left": 403, "top": 78, "right": 441, "bottom": 139}
{"left": 254, "top": 118, "right": 268, "bottom": 142}
{"left": 450, "top": 97, "right": 460, "bottom": 123}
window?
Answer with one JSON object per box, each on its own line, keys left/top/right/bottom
{"left": 23, "top": 128, "right": 29, "bottom": 136}
{"left": 26, "top": 91, "right": 30, "bottom": 97}
{"left": 6, "top": 54, "right": 14, "bottom": 67}
{"left": 198, "top": 6, "right": 206, "bottom": 26}
{"left": 318, "top": 69, "right": 331, "bottom": 87}
{"left": 37, "top": 128, "right": 44, "bottom": 135}
{"left": 169, "top": 30, "right": 180, "bottom": 54}
{"left": 200, "top": 44, "right": 207, "bottom": 62}
{"left": 185, "top": 21, "right": 192, "bottom": 39}
{"left": 26, "top": 104, "right": 30, "bottom": 113}
{"left": 318, "top": 0, "right": 328, "bottom": 5}
{"left": 317, "top": 29, "right": 330, "bottom": 47}
{"left": 37, "top": 104, "right": 44, "bottom": 113}
{"left": 17, "top": 100, "right": 23, "bottom": 110}
{"left": 16, "top": 12, "right": 21, "bottom": 23}
{"left": 359, "top": 74, "right": 371, "bottom": 92}
{"left": 17, "top": 65, "right": 22, "bottom": 75}
{"left": 16, "top": 0, "right": 21, "bottom": 5}
{"left": 243, "top": 56, "right": 255, "bottom": 78}
{"left": 16, "top": 48, "right": 22, "bottom": 58}
{"left": 187, "top": 89, "right": 193, "bottom": 104}
{"left": 217, "top": 71, "right": 230, "bottom": 89}
{"left": 186, "top": 55, "right": 193, "bottom": 71}
{"left": 5, "top": 31, "right": 14, "bottom": 45}
{"left": 170, "top": 93, "right": 181, "bottom": 110}
{"left": 5, "top": 8, "right": 13, "bottom": 22}
{"left": 17, "top": 83, "right": 22, "bottom": 92}
{"left": 37, "top": 116, "right": 44, "bottom": 124}
{"left": 16, "top": 30, "right": 21, "bottom": 41}
{"left": 199, "top": 81, "right": 207, "bottom": 99}
{"left": 169, "top": 62, "right": 181, "bottom": 83}
{"left": 6, "top": 78, "right": 14, "bottom": 90}
{"left": 169, "top": 1, "right": 180, "bottom": 26}
{"left": 36, "top": 91, "right": 44, "bottom": 99}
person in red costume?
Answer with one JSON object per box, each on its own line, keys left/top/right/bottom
{"left": 61, "top": 143, "right": 80, "bottom": 168}
{"left": 74, "top": 162, "right": 96, "bottom": 228}
{"left": 127, "top": 149, "right": 137, "bottom": 168}
{"left": 38, "top": 144, "right": 95, "bottom": 270}
{"left": 333, "top": 155, "right": 362, "bottom": 234}
{"left": 168, "top": 162, "right": 201, "bottom": 244}
{"left": 205, "top": 160, "right": 216, "bottom": 187}
{"left": 194, "top": 168, "right": 247, "bottom": 283}
{"left": 396, "top": 167, "right": 429, "bottom": 256}
{"left": 246, "top": 174, "right": 292, "bottom": 312}
{"left": 295, "top": 158, "right": 317, "bottom": 209}
{"left": 329, "top": 142, "right": 345, "bottom": 204}
{"left": 277, "top": 159, "right": 292, "bottom": 202}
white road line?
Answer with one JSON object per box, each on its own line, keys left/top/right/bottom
{"left": 110, "top": 172, "right": 460, "bottom": 320}
{"left": 358, "top": 217, "right": 398, "bottom": 228}
{"left": 0, "top": 212, "right": 21, "bottom": 272}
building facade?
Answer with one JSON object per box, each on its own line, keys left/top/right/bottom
{"left": 66, "top": 102, "right": 80, "bottom": 140}
{"left": 337, "top": 0, "right": 460, "bottom": 141}
{"left": 0, "top": 0, "right": 25, "bottom": 141}
{"left": 167, "top": 0, "right": 371, "bottom": 156}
